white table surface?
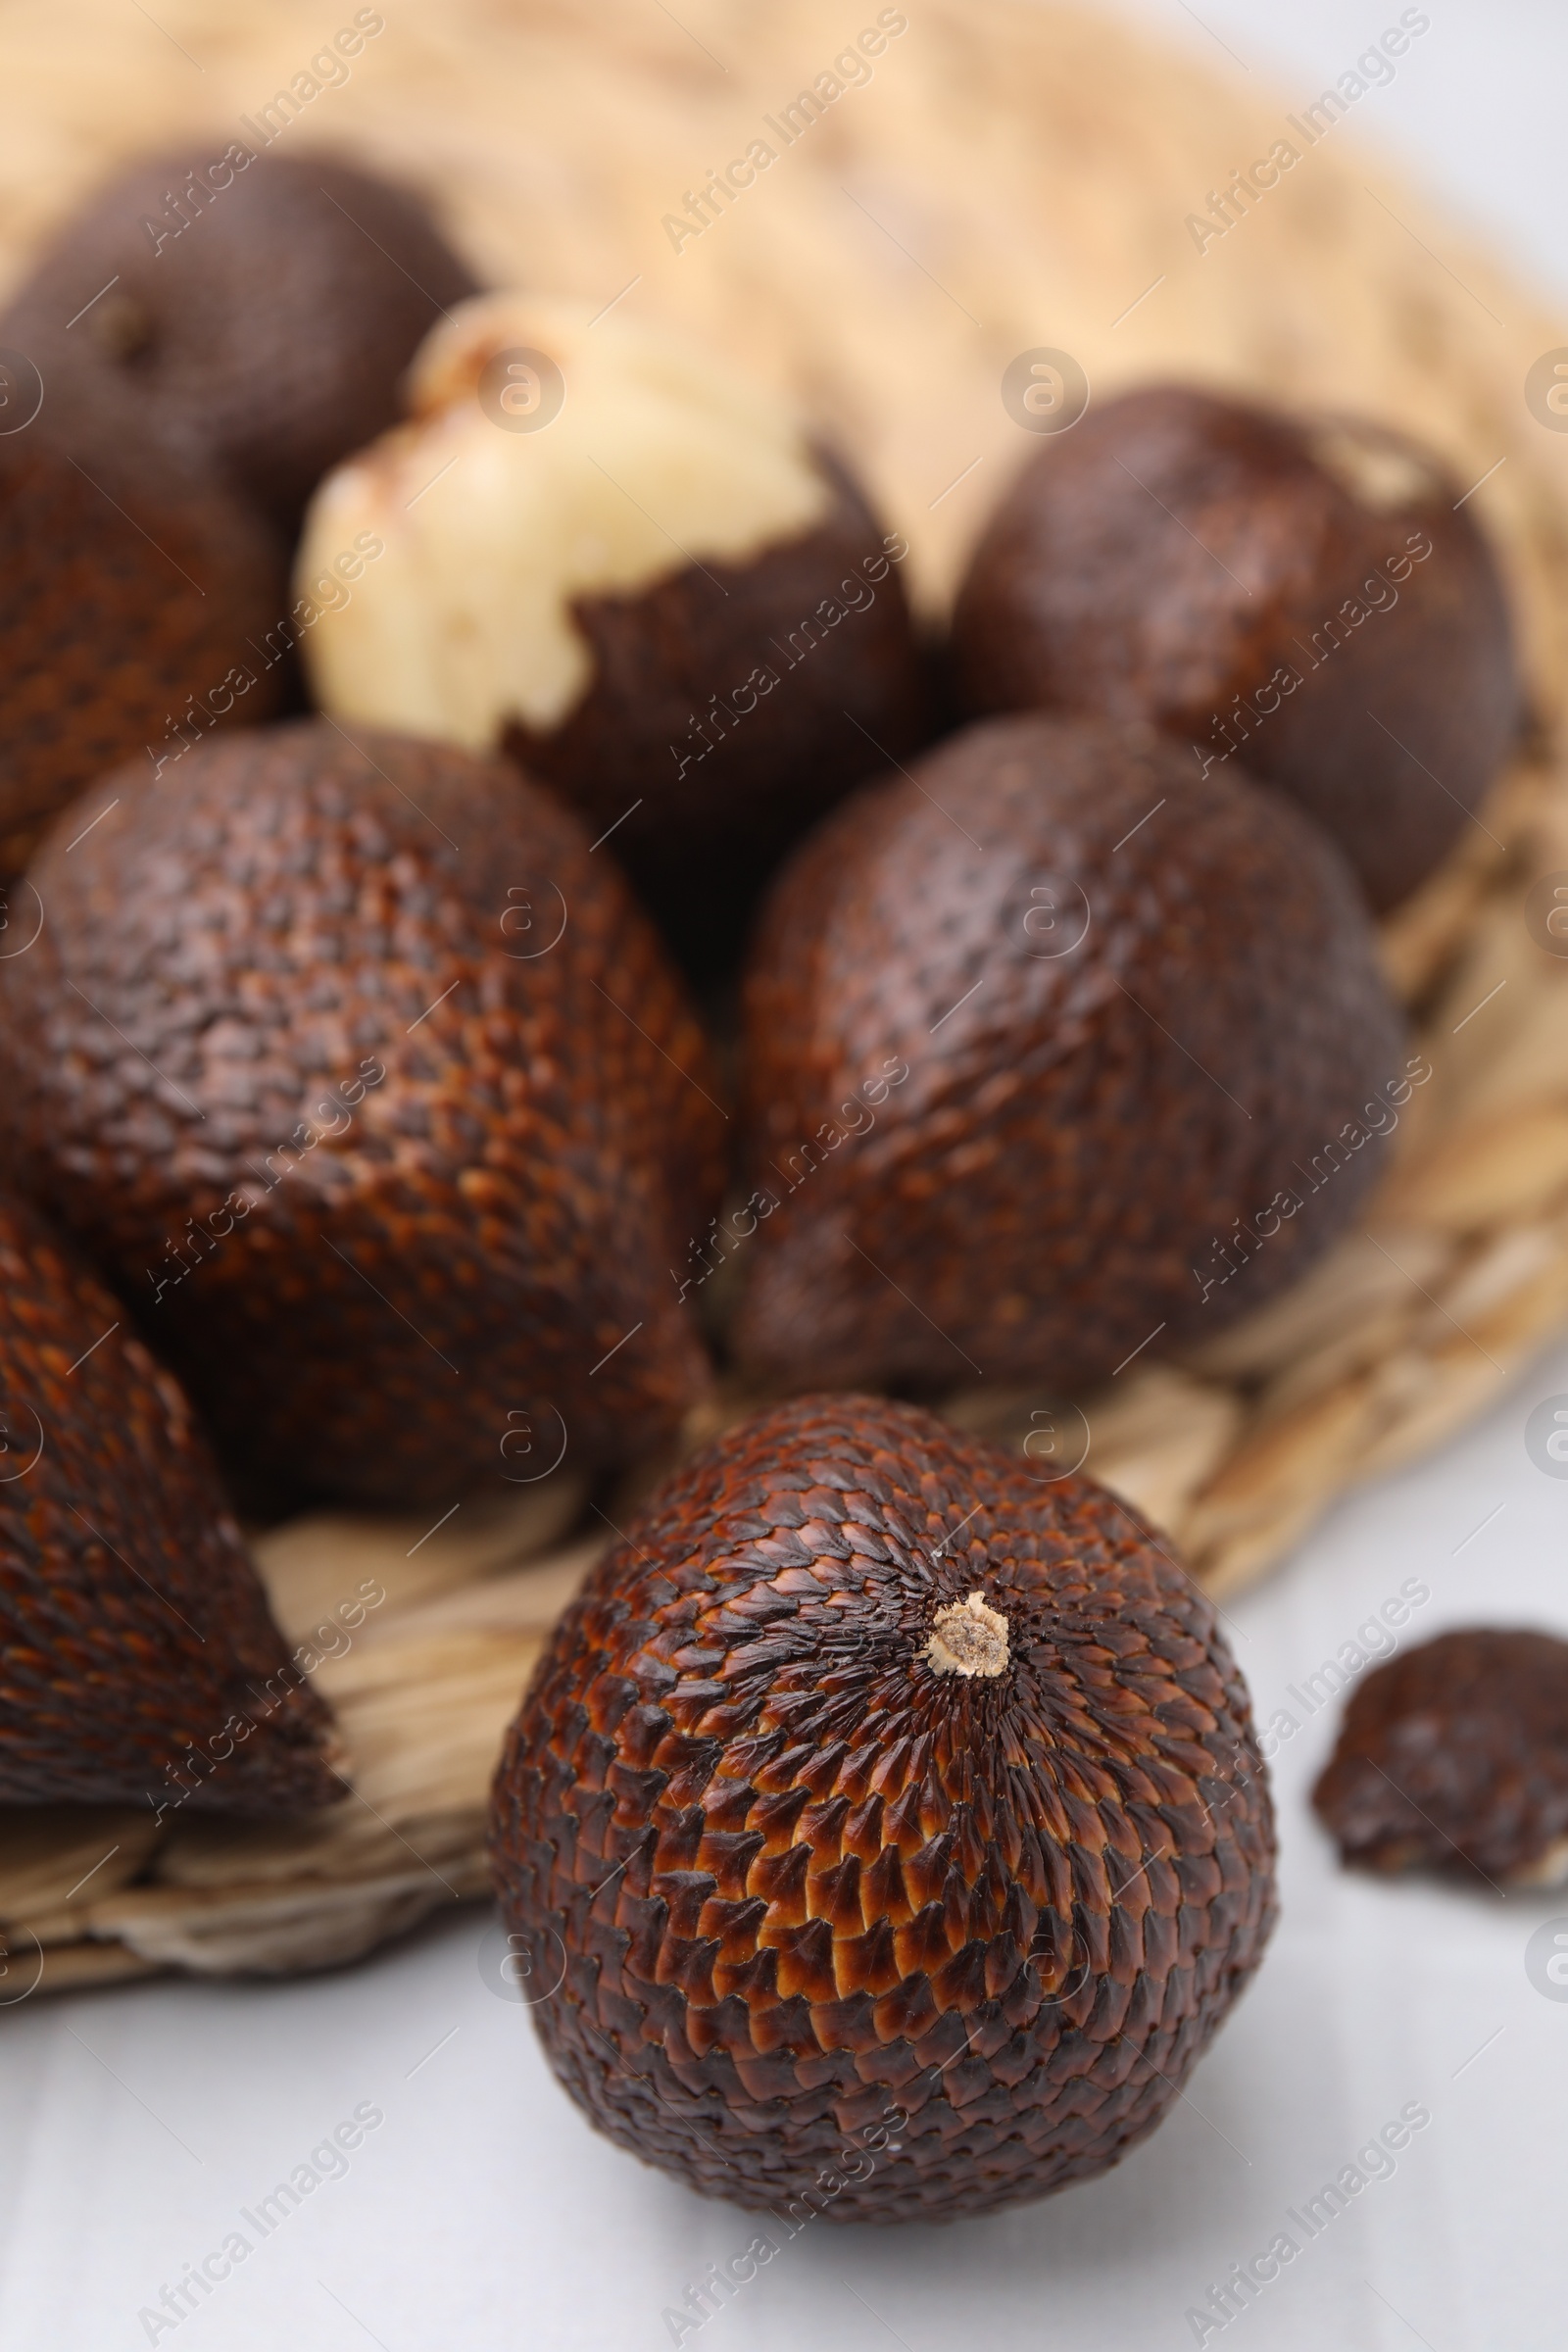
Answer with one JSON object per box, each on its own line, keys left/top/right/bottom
{"left": 5, "top": 6, "right": 1568, "bottom": 2348}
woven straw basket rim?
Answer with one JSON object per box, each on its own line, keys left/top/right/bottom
{"left": 4, "top": 0, "right": 1568, "bottom": 1991}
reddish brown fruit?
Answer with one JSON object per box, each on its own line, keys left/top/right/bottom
{"left": 0, "top": 1189, "right": 338, "bottom": 1811}
{"left": 734, "top": 713, "right": 1407, "bottom": 1396}
{"left": 1312, "top": 1628, "right": 1568, "bottom": 1884}
{"left": 0, "top": 414, "right": 287, "bottom": 874}
{"left": 0, "top": 721, "right": 724, "bottom": 1512}
{"left": 951, "top": 385, "right": 1520, "bottom": 910}
{"left": 490, "top": 1395, "right": 1276, "bottom": 2221}
{"left": 1, "top": 150, "right": 479, "bottom": 531}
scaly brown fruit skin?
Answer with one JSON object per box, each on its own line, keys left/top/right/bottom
{"left": 0, "top": 1189, "right": 338, "bottom": 1810}
{"left": 1, "top": 151, "right": 479, "bottom": 532}
{"left": 504, "top": 461, "right": 926, "bottom": 977}
{"left": 734, "top": 713, "right": 1405, "bottom": 1396}
{"left": 1312, "top": 1628, "right": 1568, "bottom": 1883}
{"left": 951, "top": 385, "right": 1520, "bottom": 911}
{"left": 0, "top": 415, "right": 287, "bottom": 873}
{"left": 492, "top": 1396, "right": 1275, "bottom": 2221}
{"left": 0, "top": 722, "right": 724, "bottom": 1512}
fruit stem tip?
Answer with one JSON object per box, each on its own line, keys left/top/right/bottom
{"left": 925, "top": 1590, "right": 1009, "bottom": 1678}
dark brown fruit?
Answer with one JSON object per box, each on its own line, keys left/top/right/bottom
{"left": 490, "top": 1393, "right": 1275, "bottom": 2221}
{"left": 0, "top": 414, "right": 287, "bottom": 874}
{"left": 0, "top": 1188, "right": 337, "bottom": 1811}
{"left": 734, "top": 713, "right": 1407, "bottom": 1396}
{"left": 0, "top": 720, "right": 724, "bottom": 1512}
{"left": 297, "top": 296, "right": 926, "bottom": 975}
{"left": 1312, "top": 1628, "right": 1568, "bottom": 1884}
{"left": 0, "top": 149, "right": 479, "bottom": 531}
{"left": 951, "top": 384, "right": 1520, "bottom": 910}
{"left": 502, "top": 459, "right": 924, "bottom": 974}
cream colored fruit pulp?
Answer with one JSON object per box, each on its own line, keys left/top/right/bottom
{"left": 296, "top": 292, "right": 831, "bottom": 748}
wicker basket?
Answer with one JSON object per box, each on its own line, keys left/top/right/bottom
{"left": 3, "top": 0, "right": 1568, "bottom": 1996}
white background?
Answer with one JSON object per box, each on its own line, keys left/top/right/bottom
{"left": 5, "top": 5, "right": 1568, "bottom": 2348}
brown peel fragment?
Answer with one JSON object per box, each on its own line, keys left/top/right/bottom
{"left": 1311, "top": 1627, "right": 1568, "bottom": 1884}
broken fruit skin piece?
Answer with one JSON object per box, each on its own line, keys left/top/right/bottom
{"left": 1313, "top": 1627, "right": 1568, "bottom": 1884}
